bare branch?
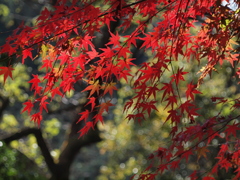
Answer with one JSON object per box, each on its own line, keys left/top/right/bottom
{"left": 0, "top": 128, "right": 57, "bottom": 176}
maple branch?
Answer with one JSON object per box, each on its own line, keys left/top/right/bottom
{"left": 0, "top": 128, "right": 57, "bottom": 176}
{"left": 55, "top": 112, "right": 101, "bottom": 180}
{"left": 0, "top": 96, "right": 9, "bottom": 121}
{"left": 155, "top": 115, "right": 240, "bottom": 174}
{"left": 5, "top": 0, "right": 150, "bottom": 61}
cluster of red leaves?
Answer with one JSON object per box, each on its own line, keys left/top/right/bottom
{"left": 1, "top": 0, "right": 240, "bottom": 179}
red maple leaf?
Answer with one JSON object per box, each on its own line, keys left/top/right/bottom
{"left": 102, "top": 82, "right": 117, "bottom": 96}
{"left": 171, "top": 68, "right": 188, "bottom": 85}
{"left": 31, "top": 112, "right": 42, "bottom": 127}
{"left": 28, "top": 74, "right": 41, "bottom": 91}
{"left": 82, "top": 80, "right": 101, "bottom": 97}
{"left": 166, "top": 109, "right": 180, "bottom": 124}
{"left": 186, "top": 82, "right": 202, "bottom": 100}
{"left": 141, "top": 101, "right": 158, "bottom": 117}
{"left": 77, "top": 110, "right": 90, "bottom": 123}
{"left": 225, "top": 122, "right": 240, "bottom": 138}
{"left": 85, "top": 97, "right": 96, "bottom": 111}
{"left": 98, "top": 100, "right": 114, "bottom": 114}
{"left": 160, "top": 83, "right": 174, "bottom": 101}
{"left": 181, "top": 150, "right": 193, "bottom": 163}
{"left": 87, "top": 48, "right": 98, "bottom": 59}
{"left": 124, "top": 33, "right": 139, "bottom": 47}
{"left": 22, "top": 48, "right": 33, "bottom": 63}
{"left": 1, "top": 43, "right": 16, "bottom": 55}
{"left": 164, "top": 95, "right": 177, "bottom": 109}
{"left": 107, "top": 31, "right": 120, "bottom": 47}
{"left": 158, "top": 164, "right": 168, "bottom": 174}
{"left": 0, "top": 66, "right": 14, "bottom": 84}
{"left": 21, "top": 100, "right": 34, "bottom": 115}
{"left": 39, "top": 96, "right": 49, "bottom": 113}
{"left": 189, "top": 170, "right": 197, "bottom": 180}
{"left": 93, "top": 114, "right": 104, "bottom": 124}
{"left": 78, "top": 121, "right": 94, "bottom": 137}
{"left": 51, "top": 87, "right": 63, "bottom": 100}
{"left": 170, "top": 160, "right": 180, "bottom": 170}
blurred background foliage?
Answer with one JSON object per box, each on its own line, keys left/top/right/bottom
{"left": 0, "top": 141, "right": 46, "bottom": 180}
{"left": 0, "top": 0, "right": 239, "bottom": 180}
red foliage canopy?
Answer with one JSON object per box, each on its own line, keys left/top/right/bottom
{"left": 1, "top": 0, "right": 240, "bottom": 179}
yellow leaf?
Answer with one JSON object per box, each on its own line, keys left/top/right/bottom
{"left": 41, "top": 44, "right": 48, "bottom": 59}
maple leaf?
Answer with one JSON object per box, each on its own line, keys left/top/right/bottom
{"left": 98, "top": 100, "right": 114, "bottom": 114}
{"left": 78, "top": 121, "right": 94, "bottom": 137}
{"left": 107, "top": 31, "right": 120, "bottom": 47}
{"left": 124, "top": 99, "right": 133, "bottom": 112}
{"left": 181, "top": 149, "right": 193, "bottom": 163}
{"left": 138, "top": 64, "right": 157, "bottom": 83}
{"left": 81, "top": 34, "right": 95, "bottom": 50}
{"left": 217, "top": 158, "right": 232, "bottom": 172}
{"left": 102, "top": 82, "right": 117, "bottom": 96}
{"left": 77, "top": 110, "right": 90, "bottom": 123}
{"left": 158, "top": 164, "right": 168, "bottom": 174}
{"left": 31, "top": 112, "right": 42, "bottom": 127}
{"left": 117, "top": 58, "right": 135, "bottom": 70}
{"left": 166, "top": 109, "right": 180, "bottom": 124}
{"left": 51, "top": 87, "right": 63, "bottom": 100}
{"left": 116, "top": 46, "right": 131, "bottom": 59}
{"left": 170, "top": 160, "right": 180, "bottom": 170}
{"left": 82, "top": 80, "right": 101, "bottom": 97}
{"left": 37, "top": 7, "right": 51, "bottom": 22}
{"left": 21, "top": 100, "right": 34, "bottom": 115}
{"left": 93, "top": 114, "right": 104, "bottom": 124}
{"left": 219, "top": 144, "right": 228, "bottom": 155}
{"left": 39, "top": 96, "right": 49, "bottom": 113}
{"left": 160, "top": 83, "right": 173, "bottom": 101}
{"left": 186, "top": 82, "right": 202, "bottom": 100}
{"left": 72, "top": 55, "right": 86, "bottom": 70}
{"left": 164, "top": 95, "right": 177, "bottom": 109}
{"left": 189, "top": 171, "right": 197, "bottom": 180}
{"left": 171, "top": 68, "right": 188, "bottom": 85}
{"left": 0, "top": 66, "right": 14, "bottom": 84}
{"left": 234, "top": 167, "right": 240, "bottom": 180}
{"left": 124, "top": 34, "right": 139, "bottom": 47}
{"left": 99, "top": 47, "right": 115, "bottom": 58}
{"left": 119, "top": 69, "right": 132, "bottom": 82}
{"left": 95, "top": 66, "right": 105, "bottom": 79}
{"left": 87, "top": 48, "right": 98, "bottom": 59}
{"left": 22, "top": 48, "right": 33, "bottom": 63}
{"left": 85, "top": 97, "right": 96, "bottom": 111}
{"left": 1, "top": 43, "right": 16, "bottom": 55}
{"left": 41, "top": 59, "right": 53, "bottom": 72}
{"left": 141, "top": 101, "right": 158, "bottom": 117}
{"left": 41, "top": 44, "right": 48, "bottom": 59}
{"left": 146, "top": 85, "right": 160, "bottom": 99}
{"left": 225, "top": 122, "right": 240, "bottom": 138}
{"left": 28, "top": 74, "right": 41, "bottom": 91}
{"left": 179, "top": 100, "right": 195, "bottom": 114}
{"left": 197, "top": 147, "right": 209, "bottom": 161}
